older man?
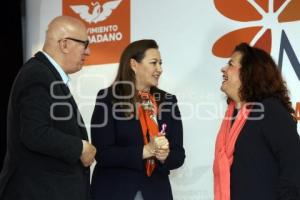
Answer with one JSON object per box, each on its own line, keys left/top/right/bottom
{"left": 0, "top": 16, "right": 96, "bottom": 200}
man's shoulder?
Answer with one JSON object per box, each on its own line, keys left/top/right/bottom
{"left": 12, "top": 57, "right": 54, "bottom": 91}
{"left": 21, "top": 54, "right": 48, "bottom": 73}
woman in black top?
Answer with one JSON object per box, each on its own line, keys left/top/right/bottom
{"left": 90, "top": 39, "right": 185, "bottom": 200}
{"left": 214, "top": 42, "right": 300, "bottom": 200}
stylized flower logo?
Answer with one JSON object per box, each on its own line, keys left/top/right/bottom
{"left": 212, "top": 0, "right": 300, "bottom": 58}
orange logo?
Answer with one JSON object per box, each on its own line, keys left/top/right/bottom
{"left": 63, "top": 0, "right": 130, "bottom": 66}
{"left": 212, "top": 0, "right": 300, "bottom": 58}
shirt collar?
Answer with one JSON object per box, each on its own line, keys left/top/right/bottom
{"left": 42, "top": 51, "right": 70, "bottom": 85}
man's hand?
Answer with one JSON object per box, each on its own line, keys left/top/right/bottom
{"left": 80, "top": 140, "right": 96, "bottom": 167}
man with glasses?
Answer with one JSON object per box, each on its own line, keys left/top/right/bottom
{"left": 0, "top": 16, "right": 96, "bottom": 200}
{"left": 63, "top": 37, "right": 90, "bottom": 50}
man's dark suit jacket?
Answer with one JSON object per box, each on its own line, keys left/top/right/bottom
{"left": 0, "top": 52, "right": 90, "bottom": 200}
{"left": 90, "top": 87, "right": 185, "bottom": 200}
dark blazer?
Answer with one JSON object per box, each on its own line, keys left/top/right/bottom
{"left": 231, "top": 98, "right": 300, "bottom": 200}
{"left": 90, "top": 86, "right": 185, "bottom": 200}
{"left": 0, "top": 52, "right": 90, "bottom": 200}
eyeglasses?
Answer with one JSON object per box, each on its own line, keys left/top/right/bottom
{"left": 64, "top": 37, "right": 89, "bottom": 49}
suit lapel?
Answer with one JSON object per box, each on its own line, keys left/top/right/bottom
{"left": 61, "top": 84, "right": 88, "bottom": 140}
{"left": 34, "top": 52, "right": 88, "bottom": 140}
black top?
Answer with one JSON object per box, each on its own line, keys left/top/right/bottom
{"left": 90, "top": 86, "right": 185, "bottom": 200}
{"left": 231, "top": 98, "right": 300, "bottom": 200}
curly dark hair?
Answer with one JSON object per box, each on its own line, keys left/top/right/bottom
{"left": 234, "top": 42, "right": 294, "bottom": 114}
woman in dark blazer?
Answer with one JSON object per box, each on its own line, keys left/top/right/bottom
{"left": 91, "top": 39, "right": 185, "bottom": 200}
{"left": 214, "top": 42, "right": 300, "bottom": 200}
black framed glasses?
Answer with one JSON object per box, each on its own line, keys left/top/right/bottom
{"left": 65, "top": 37, "right": 89, "bottom": 49}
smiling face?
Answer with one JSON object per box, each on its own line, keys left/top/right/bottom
{"left": 131, "top": 48, "right": 163, "bottom": 91}
{"left": 221, "top": 51, "right": 243, "bottom": 102}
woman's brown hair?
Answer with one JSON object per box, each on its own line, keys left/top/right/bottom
{"left": 235, "top": 42, "right": 294, "bottom": 114}
{"left": 112, "top": 39, "right": 164, "bottom": 116}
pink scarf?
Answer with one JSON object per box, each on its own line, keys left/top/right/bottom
{"left": 213, "top": 101, "right": 251, "bottom": 200}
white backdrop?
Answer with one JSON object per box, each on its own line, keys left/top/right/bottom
{"left": 25, "top": 0, "right": 300, "bottom": 199}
